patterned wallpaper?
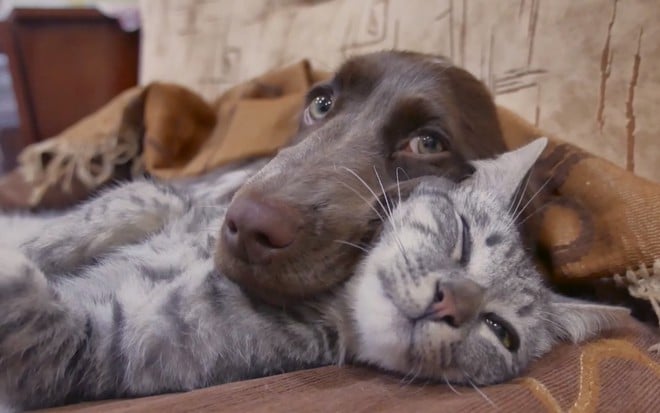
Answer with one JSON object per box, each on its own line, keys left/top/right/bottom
{"left": 139, "top": 0, "right": 659, "bottom": 182}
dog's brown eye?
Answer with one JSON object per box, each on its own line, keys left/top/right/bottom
{"left": 308, "top": 95, "right": 333, "bottom": 121}
{"left": 407, "top": 135, "right": 446, "bottom": 154}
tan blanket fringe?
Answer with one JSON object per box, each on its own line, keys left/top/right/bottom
{"left": 17, "top": 133, "right": 142, "bottom": 206}
{"left": 614, "top": 259, "right": 660, "bottom": 352}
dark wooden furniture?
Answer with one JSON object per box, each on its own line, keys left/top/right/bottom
{"left": 0, "top": 8, "right": 139, "bottom": 160}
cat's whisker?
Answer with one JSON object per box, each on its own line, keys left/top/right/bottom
{"left": 443, "top": 374, "right": 462, "bottom": 396}
{"left": 333, "top": 240, "right": 370, "bottom": 254}
{"left": 509, "top": 165, "right": 534, "bottom": 217}
{"left": 535, "top": 312, "right": 568, "bottom": 332}
{"left": 517, "top": 201, "right": 551, "bottom": 226}
{"left": 511, "top": 172, "right": 555, "bottom": 224}
{"left": 399, "top": 358, "right": 423, "bottom": 387}
{"left": 466, "top": 376, "right": 498, "bottom": 409}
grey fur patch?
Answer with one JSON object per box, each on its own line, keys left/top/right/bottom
{"left": 517, "top": 303, "right": 535, "bottom": 317}
{"left": 162, "top": 287, "right": 190, "bottom": 345}
{"left": 108, "top": 298, "right": 127, "bottom": 390}
{"left": 140, "top": 264, "right": 180, "bottom": 282}
{"left": 0, "top": 277, "right": 30, "bottom": 301}
{"left": 473, "top": 211, "right": 490, "bottom": 227}
{"left": 128, "top": 195, "right": 146, "bottom": 207}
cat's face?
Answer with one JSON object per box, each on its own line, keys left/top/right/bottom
{"left": 348, "top": 139, "right": 628, "bottom": 385}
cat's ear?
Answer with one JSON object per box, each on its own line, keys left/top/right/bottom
{"left": 548, "top": 293, "right": 630, "bottom": 343}
{"left": 469, "top": 137, "right": 548, "bottom": 203}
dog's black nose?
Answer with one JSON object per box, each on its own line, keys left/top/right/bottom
{"left": 222, "top": 193, "right": 301, "bottom": 264}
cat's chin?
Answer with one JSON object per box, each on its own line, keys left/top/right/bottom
{"left": 349, "top": 270, "right": 412, "bottom": 373}
{"left": 349, "top": 270, "right": 461, "bottom": 379}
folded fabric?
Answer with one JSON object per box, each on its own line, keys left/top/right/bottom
{"left": 49, "top": 321, "right": 659, "bottom": 413}
{"left": 0, "top": 61, "right": 658, "bottom": 327}
{"left": 0, "top": 87, "right": 144, "bottom": 209}
{"left": 498, "top": 107, "right": 660, "bottom": 323}
{"left": 141, "top": 60, "right": 329, "bottom": 179}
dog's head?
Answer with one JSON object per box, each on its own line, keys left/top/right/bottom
{"left": 216, "top": 51, "right": 506, "bottom": 303}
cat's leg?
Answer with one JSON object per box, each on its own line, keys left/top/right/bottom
{"left": 21, "top": 181, "right": 190, "bottom": 275}
{"left": 0, "top": 248, "right": 91, "bottom": 411}
{"left": 0, "top": 212, "right": 59, "bottom": 249}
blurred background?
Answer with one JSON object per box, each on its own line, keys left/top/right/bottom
{"left": 0, "top": 0, "right": 138, "bottom": 173}
{"left": 0, "top": 0, "right": 658, "bottom": 181}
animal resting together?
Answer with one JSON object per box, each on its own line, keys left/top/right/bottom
{"left": 0, "top": 52, "right": 627, "bottom": 411}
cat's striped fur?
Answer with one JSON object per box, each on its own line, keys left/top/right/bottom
{"left": 0, "top": 139, "right": 627, "bottom": 411}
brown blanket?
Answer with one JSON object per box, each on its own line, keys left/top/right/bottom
{"left": 41, "top": 321, "right": 660, "bottom": 413}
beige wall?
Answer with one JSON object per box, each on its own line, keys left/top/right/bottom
{"left": 140, "top": 0, "right": 659, "bottom": 182}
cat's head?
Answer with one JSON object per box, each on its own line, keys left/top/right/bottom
{"left": 348, "top": 138, "right": 630, "bottom": 385}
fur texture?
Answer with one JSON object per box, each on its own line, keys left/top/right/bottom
{"left": 0, "top": 140, "right": 627, "bottom": 411}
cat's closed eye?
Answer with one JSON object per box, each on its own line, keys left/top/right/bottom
{"left": 458, "top": 215, "right": 471, "bottom": 265}
{"left": 450, "top": 213, "right": 472, "bottom": 263}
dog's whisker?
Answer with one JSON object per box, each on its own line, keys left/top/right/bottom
{"left": 334, "top": 178, "right": 386, "bottom": 223}
{"left": 395, "top": 167, "right": 407, "bottom": 205}
{"left": 341, "top": 166, "right": 389, "bottom": 219}
{"left": 372, "top": 165, "right": 393, "bottom": 219}
{"left": 370, "top": 165, "right": 410, "bottom": 262}
{"left": 333, "top": 240, "right": 370, "bottom": 253}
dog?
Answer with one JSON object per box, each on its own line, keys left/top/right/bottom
{"left": 216, "top": 51, "right": 507, "bottom": 304}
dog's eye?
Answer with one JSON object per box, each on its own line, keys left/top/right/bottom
{"left": 307, "top": 95, "right": 334, "bottom": 121}
{"left": 483, "top": 313, "right": 520, "bottom": 352}
{"left": 407, "top": 134, "right": 447, "bottom": 154}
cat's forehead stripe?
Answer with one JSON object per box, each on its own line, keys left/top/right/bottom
{"left": 517, "top": 303, "right": 535, "bottom": 317}
{"left": 485, "top": 233, "right": 503, "bottom": 246}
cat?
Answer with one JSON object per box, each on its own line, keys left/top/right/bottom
{"left": 0, "top": 138, "right": 627, "bottom": 411}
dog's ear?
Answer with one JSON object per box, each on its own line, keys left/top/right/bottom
{"left": 443, "top": 66, "right": 508, "bottom": 158}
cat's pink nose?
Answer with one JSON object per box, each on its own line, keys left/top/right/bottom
{"left": 222, "top": 193, "right": 302, "bottom": 264}
{"left": 427, "top": 279, "right": 485, "bottom": 326}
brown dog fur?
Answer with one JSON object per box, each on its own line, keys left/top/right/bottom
{"left": 216, "top": 51, "right": 506, "bottom": 304}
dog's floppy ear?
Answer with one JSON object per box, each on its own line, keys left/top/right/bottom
{"left": 443, "top": 66, "right": 508, "bottom": 158}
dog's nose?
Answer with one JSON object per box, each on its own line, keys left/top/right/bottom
{"left": 222, "top": 193, "right": 301, "bottom": 264}
{"left": 427, "top": 279, "right": 485, "bottom": 326}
